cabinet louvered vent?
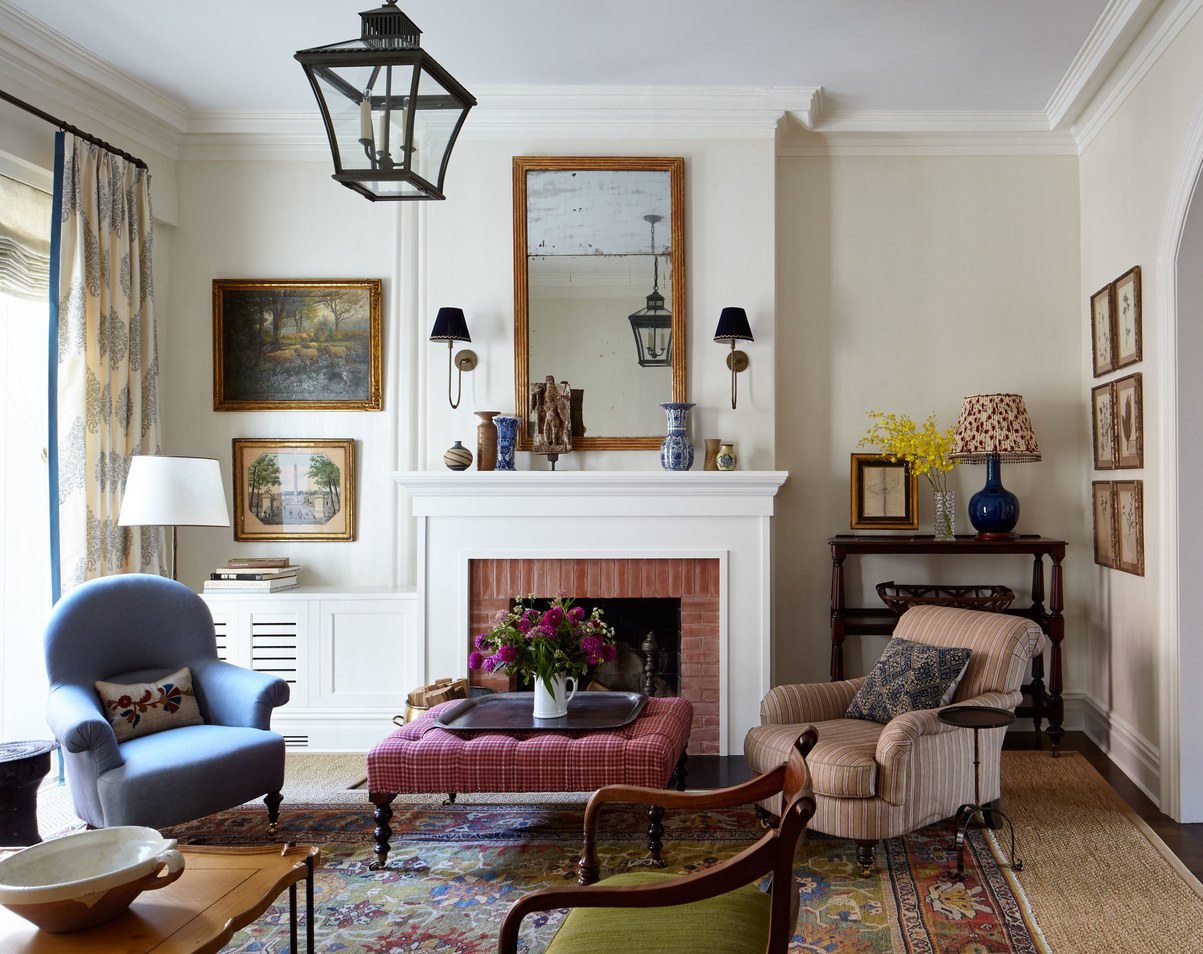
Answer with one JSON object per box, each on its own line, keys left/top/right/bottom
{"left": 211, "top": 619, "right": 231, "bottom": 663}
{"left": 283, "top": 735, "right": 309, "bottom": 749}
{"left": 251, "top": 618, "right": 301, "bottom": 686}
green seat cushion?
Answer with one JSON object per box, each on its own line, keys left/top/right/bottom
{"left": 545, "top": 871, "right": 772, "bottom": 954}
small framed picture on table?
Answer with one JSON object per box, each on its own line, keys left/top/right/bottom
{"left": 850, "top": 454, "right": 917, "bottom": 530}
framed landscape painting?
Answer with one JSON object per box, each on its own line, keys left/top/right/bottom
{"left": 1090, "top": 282, "right": 1115, "bottom": 377}
{"left": 214, "top": 279, "right": 382, "bottom": 410}
{"left": 1114, "top": 266, "right": 1142, "bottom": 369}
{"left": 232, "top": 439, "right": 356, "bottom": 542}
{"left": 850, "top": 453, "right": 917, "bottom": 530}
{"left": 1114, "top": 372, "right": 1143, "bottom": 469}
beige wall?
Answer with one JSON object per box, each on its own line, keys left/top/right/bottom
{"left": 1078, "top": 6, "right": 1203, "bottom": 803}
{"left": 774, "top": 155, "right": 1085, "bottom": 693}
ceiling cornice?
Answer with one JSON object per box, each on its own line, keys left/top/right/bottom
{"left": 0, "top": 0, "right": 186, "bottom": 158}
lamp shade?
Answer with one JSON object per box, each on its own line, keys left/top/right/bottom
{"left": 429, "top": 306, "right": 470, "bottom": 342}
{"left": 118, "top": 456, "right": 230, "bottom": 527}
{"left": 713, "top": 307, "right": 753, "bottom": 342}
{"left": 950, "top": 394, "right": 1042, "bottom": 463}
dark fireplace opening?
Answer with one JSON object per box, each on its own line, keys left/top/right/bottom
{"left": 520, "top": 597, "right": 681, "bottom": 696}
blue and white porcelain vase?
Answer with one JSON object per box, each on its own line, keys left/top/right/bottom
{"left": 659, "top": 402, "right": 696, "bottom": 471}
{"left": 493, "top": 415, "right": 519, "bottom": 471}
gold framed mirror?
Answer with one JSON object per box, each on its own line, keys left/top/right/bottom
{"left": 513, "top": 156, "right": 686, "bottom": 451}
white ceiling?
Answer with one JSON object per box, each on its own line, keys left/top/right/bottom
{"left": 4, "top": 0, "right": 1110, "bottom": 115}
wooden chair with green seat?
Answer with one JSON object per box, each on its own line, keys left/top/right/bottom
{"left": 498, "top": 728, "right": 818, "bottom": 954}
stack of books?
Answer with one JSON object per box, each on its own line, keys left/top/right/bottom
{"left": 203, "top": 558, "right": 300, "bottom": 593}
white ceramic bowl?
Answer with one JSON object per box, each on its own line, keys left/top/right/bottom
{"left": 0, "top": 826, "right": 184, "bottom": 932}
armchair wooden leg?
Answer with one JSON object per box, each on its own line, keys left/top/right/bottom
{"left": 369, "top": 791, "right": 396, "bottom": 870}
{"left": 264, "top": 790, "right": 283, "bottom": 836}
{"left": 647, "top": 804, "right": 666, "bottom": 867}
{"left": 855, "top": 840, "right": 877, "bottom": 879}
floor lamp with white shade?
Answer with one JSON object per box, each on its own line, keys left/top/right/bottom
{"left": 118, "top": 456, "right": 230, "bottom": 581}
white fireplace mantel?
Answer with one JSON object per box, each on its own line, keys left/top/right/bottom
{"left": 395, "top": 470, "right": 789, "bottom": 754}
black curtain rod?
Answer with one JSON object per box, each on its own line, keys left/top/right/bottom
{"left": 0, "top": 88, "right": 149, "bottom": 171}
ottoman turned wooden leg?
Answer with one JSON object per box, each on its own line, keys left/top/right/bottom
{"left": 369, "top": 791, "right": 396, "bottom": 870}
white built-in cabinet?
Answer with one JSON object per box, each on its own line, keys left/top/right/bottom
{"left": 198, "top": 586, "right": 417, "bottom": 751}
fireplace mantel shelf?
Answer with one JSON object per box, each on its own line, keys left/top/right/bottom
{"left": 395, "top": 470, "right": 789, "bottom": 498}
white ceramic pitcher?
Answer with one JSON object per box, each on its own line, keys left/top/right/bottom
{"left": 532, "top": 673, "right": 578, "bottom": 719}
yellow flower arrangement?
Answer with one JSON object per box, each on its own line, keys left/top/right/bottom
{"left": 859, "top": 411, "right": 958, "bottom": 495}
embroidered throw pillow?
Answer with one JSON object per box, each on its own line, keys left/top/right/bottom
{"left": 844, "top": 638, "right": 972, "bottom": 724}
{"left": 95, "top": 666, "right": 203, "bottom": 742}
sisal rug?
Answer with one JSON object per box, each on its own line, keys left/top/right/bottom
{"left": 163, "top": 802, "right": 1043, "bottom": 953}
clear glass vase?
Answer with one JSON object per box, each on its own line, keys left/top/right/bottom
{"left": 933, "top": 490, "right": 956, "bottom": 541}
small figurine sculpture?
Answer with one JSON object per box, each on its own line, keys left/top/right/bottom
{"left": 530, "top": 375, "right": 573, "bottom": 468}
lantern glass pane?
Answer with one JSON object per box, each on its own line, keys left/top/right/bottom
{"left": 411, "top": 67, "right": 462, "bottom": 190}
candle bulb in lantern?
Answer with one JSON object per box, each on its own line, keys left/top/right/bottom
{"left": 359, "top": 94, "right": 372, "bottom": 144}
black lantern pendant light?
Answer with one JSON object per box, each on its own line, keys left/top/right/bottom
{"left": 628, "top": 214, "right": 673, "bottom": 368}
{"left": 295, "top": 2, "right": 476, "bottom": 201}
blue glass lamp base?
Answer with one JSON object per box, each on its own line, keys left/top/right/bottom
{"left": 968, "top": 456, "right": 1020, "bottom": 539}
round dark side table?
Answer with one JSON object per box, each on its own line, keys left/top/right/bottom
{"left": 0, "top": 740, "right": 57, "bottom": 846}
{"left": 937, "top": 705, "right": 1023, "bottom": 880}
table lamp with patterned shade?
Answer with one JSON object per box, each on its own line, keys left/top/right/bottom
{"left": 950, "top": 393, "right": 1041, "bottom": 539}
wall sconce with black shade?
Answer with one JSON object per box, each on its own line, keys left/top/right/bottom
{"left": 627, "top": 214, "right": 673, "bottom": 368}
{"left": 294, "top": 1, "right": 476, "bottom": 201}
{"left": 430, "top": 307, "right": 477, "bottom": 409}
{"left": 713, "top": 307, "right": 753, "bottom": 409}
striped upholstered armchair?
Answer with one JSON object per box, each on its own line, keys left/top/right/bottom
{"left": 744, "top": 605, "right": 1045, "bottom": 875}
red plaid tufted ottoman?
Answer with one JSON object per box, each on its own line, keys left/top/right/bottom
{"left": 366, "top": 696, "right": 693, "bottom": 868}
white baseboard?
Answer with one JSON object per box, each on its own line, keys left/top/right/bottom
{"left": 1078, "top": 693, "right": 1161, "bottom": 805}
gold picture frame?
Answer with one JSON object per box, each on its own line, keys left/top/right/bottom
{"left": 850, "top": 454, "right": 918, "bottom": 530}
{"left": 1113, "top": 479, "right": 1145, "bottom": 576}
{"left": 1092, "top": 481, "right": 1117, "bottom": 568}
{"left": 512, "top": 156, "right": 687, "bottom": 451}
{"left": 1091, "top": 381, "right": 1116, "bottom": 470}
{"left": 213, "top": 279, "right": 383, "bottom": 411}
{"left": 1114, "top": 266, "right": 1142, "bottom": 369}
{"left": 1113, "top": 372, "right": 1143, "bottom": 469}
{"left": 1090, "top": 282, "right": 1116, "bottom": 378}
{"left": 232, "top": 439, "right": 356, "bottom": 542}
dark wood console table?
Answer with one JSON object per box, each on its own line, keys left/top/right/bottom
{"left": 828, "top": 534, "right": 1066, "bottom": 754}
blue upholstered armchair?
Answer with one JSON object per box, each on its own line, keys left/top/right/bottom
{"left": 44, "top": 574, "right": 289, "bottom": 831}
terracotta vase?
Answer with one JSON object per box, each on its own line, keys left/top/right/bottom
{"left": 704, "top": 439, "right": 722, "bottom": 471}
{"left": 475, "top": 411, "right": 499, "bottom": 472}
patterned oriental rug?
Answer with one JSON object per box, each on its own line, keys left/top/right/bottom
{"left": 163, "top": 801, "right": 1045, "bottom": 953}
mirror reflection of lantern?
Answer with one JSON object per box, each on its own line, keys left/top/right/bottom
{"left": 627, "top": 213, "right": 673, "bottom": 368}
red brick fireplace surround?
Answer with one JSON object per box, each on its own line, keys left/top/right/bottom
{"left": 469, "top": 558, "right": 721, "bottom": 754}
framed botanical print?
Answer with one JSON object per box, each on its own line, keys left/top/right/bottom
{"left": 1113, "top": 480, "right": 1145, "bottom": 576}
{"left": 1113, "top": 373, "right": 1143, "bottom": 469}
{"left": 1114, "top": 266, "right": 1142, "bottom": 369}
{"left": 1091, "top": 382, "right": 1116, "bottom": 470}
{"left": 1092, "top": 481, "right": 1117, "bottom": 569}
{"left": 214, "top": 279, "right": 383, "bottom": 411}
{"left": 850, "top": 454, "right": 917, "bottom": 530}
{"left": 1091, "top": 282, "right": 1116, "bottom": 377}
{"left": 232, "top": 439, "right": 356, "bottom": 542}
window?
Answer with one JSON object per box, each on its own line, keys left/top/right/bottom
{"left": 0, "top": 170, "right": 51, "bottom": 739}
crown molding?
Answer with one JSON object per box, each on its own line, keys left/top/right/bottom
{"left": 1073, "top": 0, "right": 1203, "bottom": 150}
{"left": 0, "top": 1, "right": 186, "bottom": 159}
{"left": 1045, "top": 0, "right": 1158, "bottom": 129}
{"left": 777, "top": 130, "right": 1079, "bottom": 158}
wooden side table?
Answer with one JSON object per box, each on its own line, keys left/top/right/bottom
{"left": 0, "top": 742, "right": 56, "bottom": 846}
{"left": 828, "top": 534, "right": 1067, "bottom": 753}
{"left": 0, "top": 844, "right": 319, "bottom": 953}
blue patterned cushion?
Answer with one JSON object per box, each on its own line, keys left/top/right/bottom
{"left": 844, "top": 638, "right": 972, "bottom": 724}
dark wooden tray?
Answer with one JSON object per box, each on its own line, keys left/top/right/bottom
{"left": 433, "top": 692, "right": 648, "bottom": 732}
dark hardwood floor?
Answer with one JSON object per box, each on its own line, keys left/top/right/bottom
{"left": 689, "top": 730, "right": 1203, "bottom": 880}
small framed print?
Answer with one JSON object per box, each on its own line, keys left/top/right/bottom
{"left": 1091, "top": 283, "right": 1116, "bottom": 377}
{"left": 1091, "top": 382, "right": 1117, "bottom": 470}
{"left": 233, "top": 439, "right": 356, "bottom": 542}
{"left": 1113, "top": 373, "right": 1143, "bottom": 469}
{"left": 850, "top": 454, "right": 918, "bottom": 530}
{"left": 1092, "top": 481, "right": 1117, "bottom": 568}
{"left": 1114, "top": 479, "right": 1145, "bottom": 575}
{"left": 1114, "top": 266, "right": 1142, "bottom": 369}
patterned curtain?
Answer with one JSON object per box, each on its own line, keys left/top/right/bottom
{"left": 51, "top": 132, "right": 164, "bottom": 597}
